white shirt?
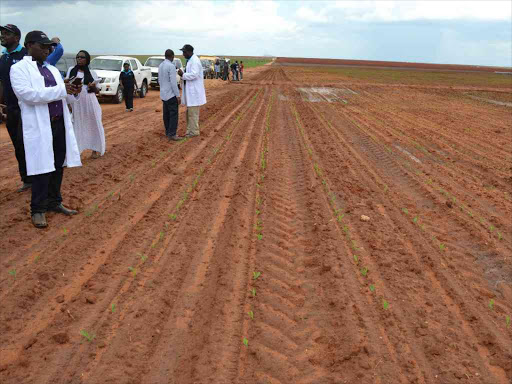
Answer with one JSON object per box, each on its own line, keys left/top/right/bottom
{"left": 181, "top": 54, "right": 206, "bottom": 107}
{"left": 158, "top": 59, "right": 180, "bottom": 101}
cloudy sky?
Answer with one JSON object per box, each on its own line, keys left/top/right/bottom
{"left": 1, "top": 0, "right": 511, "bottom": 66}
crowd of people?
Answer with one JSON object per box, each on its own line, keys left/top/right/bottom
{"left": 0, "top": 24, "right": 208, "bottom": 229}
{"left": 213, "top": 59, "right": 244, "bottom": 81}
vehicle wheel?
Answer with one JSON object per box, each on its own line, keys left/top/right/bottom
{"left": 139, "top": 81, "right": 147, "bottom": 98}
{"left": 114, "top": 87, "right": 123, "bottom": 104}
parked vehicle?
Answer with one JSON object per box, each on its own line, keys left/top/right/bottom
{"left": 90, "top": 56, "right": 151, "bottom": 103}
{"left": 144, "top": 56, "right": 183, "bottom": 90}
{"left": 55, "top": 53, "right": 77, "bottom": 78}
{"left": 201, "top": 59, "right": 214, "bottom": 79}
{"left": 200, "top": 56, "right": 217, "bottom": 79}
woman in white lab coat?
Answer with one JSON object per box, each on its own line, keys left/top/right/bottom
{"left": 66, "top": 50, "right": 105, "bottom": 159}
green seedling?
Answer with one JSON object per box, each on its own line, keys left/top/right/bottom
{"left": 343, "top": 225, "right": 349, "bottom": 233}
{"left": 80, "top": 330, "right": 95, "bottom": 342}
{"left": 489, "top": 299, "right": 495, "bottom": 311}
{"left": 489, "top": 225, "right": 495, "bottom": 232}
{"left": 34, "top": 255, "right": 40, "bottom": 263}
{"left": 369, "top": 285, "right": 375, "bottom": 292}
{"left": 253, "top": 271, "right": 261, "bottom": 280}
{"left": 111, "top": 303, "right": 116, "bottom": 313}
{"left": 256, "top": 233, "right": 263, "bottom": 240}
{"left": 169, "top": 213, "right": 177, "bottom": 221}
{"left": 256, "top": 183, "right": 261, "bottom": 188}
{"left": 402, "top": 208, "right": 409, "bottom": 215}
{"left": 8, "top": 269, "right": 16, "bottom": 280}
{"left": 139, "top": 253, "right": 148, "bottom": 262}
{"left": 63, "top": 227, "right": 68, "bottom": 235}
{"left": 439, "top": 243, "right": 446, "bottom": 251}
{"left": 255, "top": 209, "right": 260, "bottom": 215}
{"left": 159, "top": 231, "right": 164, "bottom": 241}
{"left": 382, "top": 300, "right": 390, "bottom": 310}
{"left": 251, "top": 288, "right": 256, "bottom": 297}
{"left": 243, "top": 338, "right": 249, "bottom": 347}
{"left": 353, "top": 254, "right": 359, "bottom": 264}
{"left": 413, "top": 217, "right": 418, "bottom": 224}
{"left": 337, "top": 214, "right": 344, "bottom": 222}
{"left": 361, "top": 267, "right": 368, "bottom": 277}
{"left": 248, "top": 311, "right": 254, "bottom": 320}
{"left": 129, "top": 174, "right": 135, "bottom": 182}
{"left": 497, "top": 232, "right": 502, "bottom": 240}
{"left": 506, "top": 315, "right": 510, "bottom": 328}
{"left": 108, "top": 191, "right": 114, "bottom": 199}
{"left": 128, "top": 267, "right": 137, "bottom": 277}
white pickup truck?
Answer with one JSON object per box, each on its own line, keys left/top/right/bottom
{"left": 90, "top": 56, "right": 151, "bottom": 103}
{"left": 144, "top": 56, "right": 183, "bottom": 90}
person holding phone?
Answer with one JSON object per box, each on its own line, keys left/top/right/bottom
{"left": 10, "top": 30, "right": 82, "bottom": 228}
{"left": 66, "top": 50, "right": 105, "bottom": 159}
{"left": 119, "top": 62, "right": 136, "bottom": 111}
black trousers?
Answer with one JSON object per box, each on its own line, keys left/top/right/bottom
{"left": 163, "top": 97, "right": 179, "bottom": 137}
{"left": 6, "top": 108, "right": 31, "bottom": 183}
{"left": 31, "top": 117, "right": 66, "bottom": 215}
{"left": 123, "top": 86, "right": 134, "bottom": 109}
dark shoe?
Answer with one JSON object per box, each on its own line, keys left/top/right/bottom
{"left": 48, "top": 204, "right": 78, "bottom": 216}
{"left": 169, "top": 135, "right": 182, "bottom": 141}
{"left": 17, "top": 182, "right": 32, "bottom": 192}
{"left": 32, "top": 213, "right": 48, "bottom": 228}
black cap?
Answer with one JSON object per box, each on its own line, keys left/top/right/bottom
{"left": 180, "top": 44, "right": 194, "bottom": 52}
{"left": 24, "top": 31, "right": 56, "bottom": 46}
{"left": 0, "top": 24, "right": 21, "bottom": 37}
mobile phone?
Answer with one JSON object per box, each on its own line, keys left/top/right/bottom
{"left": 72, "top": 77, "right": 83, "bottom": 86}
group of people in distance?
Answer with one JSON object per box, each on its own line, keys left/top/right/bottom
{"left": 213, "top": 59, "right": 244, "bottom": 81}
{"left": 0, "top": 22, "right": 207, "bottom": 229}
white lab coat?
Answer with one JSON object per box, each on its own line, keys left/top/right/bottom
{"left": 181, "top": 54, "right": 206, "bottom": 107}
{"left": 10, "top": 56, "right": 82, "bottom": 176}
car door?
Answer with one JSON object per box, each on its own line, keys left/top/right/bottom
{"left": 129, "top": 59, "right": 141, "bottom": 87}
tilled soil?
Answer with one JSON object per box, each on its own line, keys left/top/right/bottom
{"left": 0, "top": 65, "right": 511, "bottom": 384}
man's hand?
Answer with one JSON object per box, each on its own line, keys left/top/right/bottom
{"left": 51, "top": 37, "right": 61, "bottom": 44}
{"left": 65, "top": 82, "right": 80, "bottom": 95}
{"left": 178, "top": 69, "right": 184, "bottom": 76}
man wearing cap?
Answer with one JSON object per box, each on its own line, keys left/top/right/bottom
{"left": 10, "top": 31, "right": 82, "bottom": 228}
{"left": 0, "top": 24, "right": 64, "bottom": 192}
{"left": 177, "top": 44, "right": 206, "bottom": 138}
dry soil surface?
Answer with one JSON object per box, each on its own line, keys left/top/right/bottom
{"left": 0, "top": 65, "right": 511, "bottom": 384}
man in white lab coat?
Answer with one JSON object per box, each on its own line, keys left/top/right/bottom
{"left": 10, "top": 31, "right": 82, "bottom": 228}
{"left": 177, "top": 44, "right": 206, "bottom": 138}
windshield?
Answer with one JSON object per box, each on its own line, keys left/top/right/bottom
{"left": 145, "top": 58, "right": 164, "bottom": 67}
{"left": 90, "top": 59, "right": 123, "bottom": 71}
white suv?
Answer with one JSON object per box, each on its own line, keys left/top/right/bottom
{"left": 90, "top": 56, "right": 151, "bottom": 103}
{"left": 144, "top": 56, "right": 183, "bottom": 90}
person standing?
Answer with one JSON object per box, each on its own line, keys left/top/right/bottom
{"left": 214, "top": 60, "right": 220, "bottom": 79}
{"left": 230, "top": 61, "right": 237, "bottom": 81}
{"left": 119, "top": 62, "right": 136, "bottom": 111}
{"left": 10, "top": 31, "right": 82, "bottom": 228}
{"left": 177, "top": 44, "right": 206, "bottom": 138}
{"left": 239, "top": 61, "right": 244, "bottom": 80}
{"left": 235, "top": 61, "right": 240, "bottom": 81}
{"left": 158, "top": 49, "right": 181, "bottom": 141}
{"left": 66, "top": 50, "right": 105, "bottom": 158}
{"left": 0, "top": 24, "right": 64, "bottom": 192}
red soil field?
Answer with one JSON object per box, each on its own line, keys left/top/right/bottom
{"left": 0, "top": 64, "right": 511, "bottom": 384}
{"left": 276, "top": 56, "right": 512, "bottom": 73}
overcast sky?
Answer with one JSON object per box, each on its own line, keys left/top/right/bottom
{"left": 1, "top": 0, "right": 511, "bottom": 67}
